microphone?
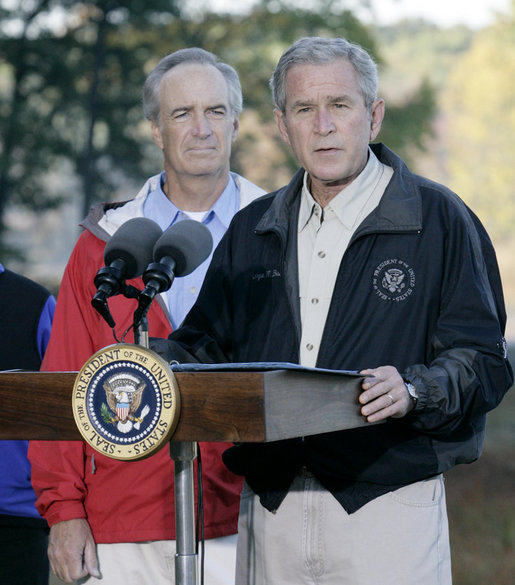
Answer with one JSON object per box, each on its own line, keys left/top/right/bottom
{"left": 134, "top": 220, "right": 213, "bottom": 324}
{"left": 92, "top": 217, "right": 162, "bottom": 326}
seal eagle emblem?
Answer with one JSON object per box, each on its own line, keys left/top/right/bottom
{"left": 102, "top": 373, "right": 149, "bottom": 433}
{"left": 373, "top": 258, "right": 416, "bottom": 302}
{"left": 382, "top": 268, "right": 405, "bottom": 294}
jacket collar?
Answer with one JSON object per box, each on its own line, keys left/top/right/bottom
{"left": 255, "top": 168, "right": 304, "bottom": 238}
{"left": 365, "top": 143, "right": 422, "bottom": 233}
{"left": 256, "top": 143, "right": 422, "bottom": 239}
{"left": 81, "top": 172, "right": 266, "bottom": 242}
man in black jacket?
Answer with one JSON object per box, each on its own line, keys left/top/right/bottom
{"left": 0, "top": 264, "right": 55, "bottom": 585}
{"left": 153, "top": 37, "right": 512, "bottom": 585}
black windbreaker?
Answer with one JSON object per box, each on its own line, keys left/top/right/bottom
{"left": 157, "top": 143, "right": 512, "bottom": 513}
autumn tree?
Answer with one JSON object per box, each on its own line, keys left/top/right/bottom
{"left": 442, "top": 4, "right": 515, "bottom": 240}
{"left": 0, "top": 0, "right": 181, "bottom": 257}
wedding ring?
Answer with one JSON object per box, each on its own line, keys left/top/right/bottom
{"left": 387, "top": 393, "right": 394, "bottom": 405}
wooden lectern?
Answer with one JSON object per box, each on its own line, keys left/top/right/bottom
{"left": 0, "top": 367, "right": 366, "bottom": 584}
{"left": 0, "top": 368, "right": 366, "bottom": 442}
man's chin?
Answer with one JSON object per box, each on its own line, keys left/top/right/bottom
{"left": 312, "top": 174, "right": 355, "bottom": 189}
{"left": 184, "top": 164, "right": 226, "bottom": 178}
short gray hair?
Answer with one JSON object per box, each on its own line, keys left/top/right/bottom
{"left": 143, "top": 47, "right": 243, "bottom": 124}
{"left": 270, "top": 37, "right": 379, "bottom": 114}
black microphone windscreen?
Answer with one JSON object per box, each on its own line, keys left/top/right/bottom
{"left": 153, "top": 220, "right": 213, "bottom": 277}
{"left": 104, "top": 218, "right": 162, "bottom": 278}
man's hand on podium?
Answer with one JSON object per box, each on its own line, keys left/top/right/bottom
{"left": 359, "top": 365, "right": 415, "bottom": 423}
{"left": 48, "top": 518, "right": 101, "bottom": 583}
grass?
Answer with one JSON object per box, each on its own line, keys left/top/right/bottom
{"left": 446, "top": 446, "right": 515, "bottom": 584}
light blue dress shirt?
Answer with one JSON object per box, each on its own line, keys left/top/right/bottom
{"left": 142, "top": 172, "right": 240, "bottom": 329}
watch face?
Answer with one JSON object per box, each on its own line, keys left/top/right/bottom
{"left": 405, "top": 382, "right": 418, "bottom": 402}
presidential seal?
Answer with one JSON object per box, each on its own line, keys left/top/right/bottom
{"left": 373, "top": 258, "right": 416, "bottom": 302}
{"left": 72, "top": 344, "right": 180, "bottom": 461}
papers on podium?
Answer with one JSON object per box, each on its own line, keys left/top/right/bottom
{"left": 171, "top": 362, "right": 375, "bottom": 442}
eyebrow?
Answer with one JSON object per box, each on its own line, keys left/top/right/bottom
{"left": 328, "top": 94, "right": 354, "bottom": 104}
{"left": 168, "top": 103, "right": 228, "bottom": 116}
{"left": 207, "top": 104, "right": 229, "bottom": 113}
{"left": 290, "top": 99, "right": 314, "bottom": 110}
{"left": 290, "top": 94, "right": 355, "bottom": 110}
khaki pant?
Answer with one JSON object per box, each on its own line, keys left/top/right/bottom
{"left": 236, "top": 472, "right": 452, "bottom": 585}
{"left": 77, "top": 534, "right": 237, "bottom": 585}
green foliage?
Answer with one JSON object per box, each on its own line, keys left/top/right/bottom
{"left": 378, "top": 78, "right": 436, "bottom": 167}
{"left": 377, "top": 20, "right": 474, "bottom": 92}
{"left": 443, "top": 9, "right": 515, "bottom": 241}
{"left": 0, "top": 0, "right": 183, "bottom": 254}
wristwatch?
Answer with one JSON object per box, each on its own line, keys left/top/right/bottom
{"left": 404, "top": 381, "right": 418, "bottom": 407}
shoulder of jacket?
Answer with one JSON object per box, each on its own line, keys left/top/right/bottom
{"left": 80, "top": 175, "right": 160, "bottom": 240}
{"left": 231, "top": 173, "right": 267, "bottom": 209}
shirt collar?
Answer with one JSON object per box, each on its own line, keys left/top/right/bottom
{"left": 299, "top": 175, "right": 322, "bottom": 233}
{"left": 143, "top": 171, "right": 239, "bottom": 231}
{"left": 299, "top": 147, "right": 384, "bottom": 231}
{"left": 208, "top": 173, "right": 239, "bottom": 229}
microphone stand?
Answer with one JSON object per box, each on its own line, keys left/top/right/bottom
{"left": 133, "top": 309, "right": 199, "bottom": 585}
{"left": 133, "top": 313, "right": 149, "bottom": 348}
{"left": 170, "top": 441, "right": 198, "bottom": 585}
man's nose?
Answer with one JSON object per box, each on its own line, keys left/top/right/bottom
{"left": 192, "top": 114, "right": 212, "bottom": 137}
{"left": 315, "top": 109, "right": 335, "bottom": 135}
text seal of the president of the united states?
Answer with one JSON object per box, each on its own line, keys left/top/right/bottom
{"left": 72, "top": 344, "right": 180, "bottom": 461}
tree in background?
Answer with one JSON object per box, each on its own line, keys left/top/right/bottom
{"left": 0, "top": 0, "right": 181, "bottom": 258}
{"left": 443, "top": 2, "right": 515, "bottom": 241}
{"left": 0, "top": 0, "right": 73, "bottom": 258}
{"left": 0, "top": 0, "right": 437, "bottom": 261}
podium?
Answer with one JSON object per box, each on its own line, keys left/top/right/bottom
{"left": 0, "top": 366, "right": 366, "bottom": 583}
{"left": 0, "top": 368, "right": 367, "bottom": 442}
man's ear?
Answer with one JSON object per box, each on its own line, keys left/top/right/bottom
{"left": 231, "top": 117, "right": 240, "bottom": 143}
{"left": 369, "top": 98, "right": 385, "bottom": 142}
{"left": 150, "top": 121, "right": 164, "bottom": 150}
{"left": 274, "top": 109, "right": 291, "bottom": 147}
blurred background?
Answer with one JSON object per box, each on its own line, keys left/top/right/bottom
{"left": 1, "top": 1, "right": 513, "bottom": 583}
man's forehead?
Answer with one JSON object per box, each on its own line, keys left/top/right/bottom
{"left": 285, "top": 58, "right": 355, "bottom": 82}
{"left": 159, "top": 63, "right": 230, "bottom": 105}
{"left": 161, "top": 62, "right": 225, "bottom": 87}
{"left": 284, "top": 59, "right": 360, "bottom": 102}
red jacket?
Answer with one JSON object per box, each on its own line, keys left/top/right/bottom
{"left": 29, "top": 226, "right": 243, "bottom": 543}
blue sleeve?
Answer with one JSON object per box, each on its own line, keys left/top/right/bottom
{"left": 36, "top": 295, "right": 56, "bottom": 359}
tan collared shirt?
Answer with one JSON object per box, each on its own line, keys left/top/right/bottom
{"left": 298, "top": 149, "right": 394, "bottom": 367}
